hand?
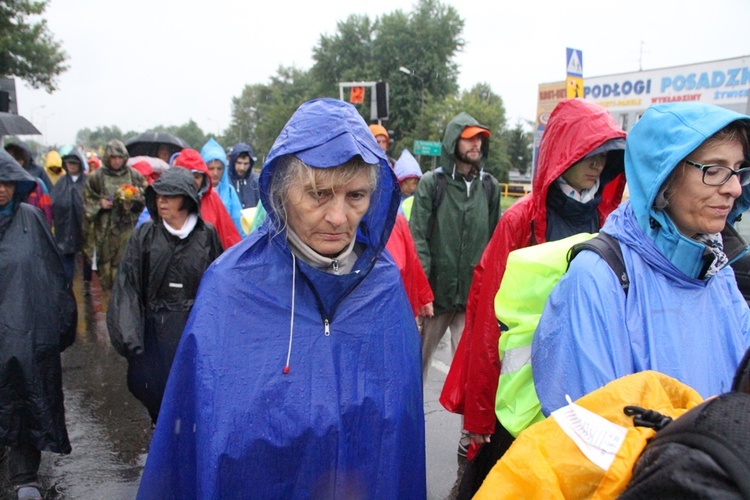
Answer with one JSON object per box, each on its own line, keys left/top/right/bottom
{"left": 101, "top": 198, "right": 114, "bottom": 210}
{"left": 469, "top": 432, "right": 492, "bottom": 445}
{"left": 418, "top": 302, "right": 434, "bottom": 318}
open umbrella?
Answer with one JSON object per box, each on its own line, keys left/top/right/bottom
{"left": 124, "top": 131, "right": 190, "bottom": 159}
{"left": 0, "top": 112, "right": 41, "bottom": 136}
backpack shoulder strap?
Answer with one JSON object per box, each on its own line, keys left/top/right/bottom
{"left": 569, "top": 232, "right": 629, "bottom": 295}
{"left": 426, "top": 171, "right": 447, "bottom": 239}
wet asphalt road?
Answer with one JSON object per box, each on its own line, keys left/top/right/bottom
{"left": 0, "top": 267, "right": 464, "bottom": 499}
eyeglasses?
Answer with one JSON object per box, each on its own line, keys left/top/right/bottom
{"left": 684, "top": 159, "right": 750, "bottom": 186}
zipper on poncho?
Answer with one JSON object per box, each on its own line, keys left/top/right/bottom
{"left": 324, "top": 318, "right": 330, "bottom": 336}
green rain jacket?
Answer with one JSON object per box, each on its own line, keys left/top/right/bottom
{"left": 409, "top": 112, "right": 500, "bottom": 316}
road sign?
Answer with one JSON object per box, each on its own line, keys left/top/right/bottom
{"left": 566, "top": 48, "right": 583, "bottom": 77}
{"left": 414, "top": 140, "right": 442, "bottom": 157}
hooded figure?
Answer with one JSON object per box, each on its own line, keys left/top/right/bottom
{"left": 82, "top": 139, "right": 147, "bottom": 290}
{"left": 138, "top": 98, "right": 426, "bottom": 498}
{"left": 4, "top": 141, "right": 53, "bottom": 225}
{"left": 172, "top": 148, "right": 241, "bottom": 249}
{"left": 44, "top": 150, "right": 65, "bottom": 185}
{"left": 51, "top": 145, "right": 89, "bottom": 281}
{"left": 532, "top": 102, "right": 750, "bottom": 416}
{"left": 107, "top": 167, "right": 222, "bottom": 423}
{"left": 441, "top": 99, "right": 626, "bottom": 443}
{"left": 0, "top": 149, "right": 76, "bottom": 494}
{"left": 200, "top": 137, "right": 244, "bottom": 235}
{"left": 227, "top": 142, "right": 260, "bottom": 208}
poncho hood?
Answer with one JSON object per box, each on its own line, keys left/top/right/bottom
{"left": 625, "top": 102, "right": 750, "bottom": 278}
{"left": 394, "top": 148, "right": 423, "bottom": 181}
{"left": 259, "top": 97, "right": 400, "bottom": 286}
{"left": 0, "top": 149, "right": 37, "bottom": 201}
{"left": 440, "top": 112, "right": 490, "bottom": 169}
{"left": 227, "top": 142, "right": 256, "bottom": 180}
{"left": 531, "top": 99, "right": 626, "bottom": 243}
{"left": 145, "top": 167, "right": 200, "bottom": 219}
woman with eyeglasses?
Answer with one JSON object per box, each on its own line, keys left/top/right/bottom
{"left": 531, "top": 102, "right": 750, "bottom": 416}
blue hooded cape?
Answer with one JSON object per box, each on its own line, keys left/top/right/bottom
{"left": 200, "top": 137, "right": 245, "bottom": 236}
{"left": 532, "top": 103, "right": 750, "bottom": 415}
{"left": 138, "top": 98, "right": 426, "bottom": 498}
{"left": 228, "top": 142, "right": 261, "bottom": 209}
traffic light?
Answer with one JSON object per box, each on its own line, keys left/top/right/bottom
{"left": 375, "top": 81, "right": 388, "bottom": 119}
{"left": 0, "top": 91, "right": 9, "bottom": 113}
{"left": 350, "top": 86, "right": 365, "bottom": 104}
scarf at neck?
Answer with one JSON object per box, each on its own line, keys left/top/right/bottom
{"left": 163, "top": 213, "right": 198, "bottom": 239}
{"left": 694, "top": 232, "right": 728, "bottom": 279}
{"left": 286, "top": 229, "right": 358, "bottom": 275}
{"left": 556, "top": 177, "right": 601, "bottom": 204}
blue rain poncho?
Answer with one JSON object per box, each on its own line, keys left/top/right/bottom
{"left": 532, "top": 103, "right": 750, "bottom": 416}
{"left": 137, "top": 98, "right": 426, "bottom": 498}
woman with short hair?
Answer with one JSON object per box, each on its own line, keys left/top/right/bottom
{"left": 532, "top": 102, "right": 750, "bottom": 415}
{"left": 138, "top": 98, "right": 425, "bottom": 498}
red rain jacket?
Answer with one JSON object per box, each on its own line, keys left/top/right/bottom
{"left": 386, "top": 214, "right": 434, "bottom": 316}
{"left": 440, "top": 99, "right": 627, "bottom": 436}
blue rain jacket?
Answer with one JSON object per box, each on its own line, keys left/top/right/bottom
{"left": 200, "top": 137, "right": 245, "bottom": 236}
{"left": 532, "top": 103, "right": 750, "bottom": 416}
{"left": 138, "top": 98, "right": 426, "bottom": 499}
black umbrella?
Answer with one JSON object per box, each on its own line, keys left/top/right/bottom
{"left": 0, "top": 112, "right": 41, "bottom": 136}
{"left": 124, "top": 131, "right": 190, "bottom": 159}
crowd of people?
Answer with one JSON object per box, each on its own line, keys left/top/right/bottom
{"left": 1, "top": 97, "right": 750, "bottom": 499}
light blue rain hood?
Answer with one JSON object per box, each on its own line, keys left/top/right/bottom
{"left": 626, "top": 102, "right": 750, "bottom": 279}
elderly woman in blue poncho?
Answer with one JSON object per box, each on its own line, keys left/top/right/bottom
{"left": 137, "top": 98, "right": 426, "bottom": 498}
{"left": 532, "top": 102, "right": 750, "bottom": 415}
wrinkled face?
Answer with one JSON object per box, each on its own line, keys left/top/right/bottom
{"left": 665, "top": 139, "right": 745, "bottom": 237}
{"left": 155, "top": 194, "right": 188, "bottom": 228}
{"left": 234, "top": 155, "right": 251, "bottom": 176}
{"left": 0, "top": 181, "right": 16, "bottom": 206}
{"left": 65, "top": 159, "right": 81, "bottom": 175}
{"left": 109, "top": 155, "right": 125, "bottom": 170}
{"left": 375, "top": 135, "right": 389, "bottom": 153}
{"left": 207, "top": 160, "right": 224, "bottom": 186}
{"left": 455, "top": 135, "right": 482, "bottom": 167}
{"left": 561, "top": 153, "right": 606, "bottom": 192}
{"left": 400, "top": 177, "right": 419, "bottom": 196}
{"left": 286, "top": 168, "right": 372, "bottom": 257}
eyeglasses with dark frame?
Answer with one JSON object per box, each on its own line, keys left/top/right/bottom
{"left": 684, "top": 159, "right": 750, "bottom": 187}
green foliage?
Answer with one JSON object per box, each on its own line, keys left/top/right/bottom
{"left": 162, "top": 120, "right": 207, "bottom": 150}
{"left": 310, "top": 0, "right": 463, "bottom": 150}
{"left": 505, "top": 121, "right": 534, "bottom": 176}
{"left": 223, "top": 66, "right": 315, "bottom": 161}
{"left": 431, "top": 83, "right": 509, "bottom": 181}
{"left": 0, "top": 0, "right": 68, "bottom": 92}
{"left": 75, "top": 125, "right": 127, "bottom": 151}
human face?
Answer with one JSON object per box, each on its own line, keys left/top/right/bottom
{"left": 665, "top": 139, "right": 745, "bottom": 237}
{"left": 192, "top": 172, "right": 205, "bottom": 190}
{"left": 155, "top": 194, "right": 189, "bottom": 228}
{"left": 561, "top": 153, "right": 606, "bottom": 192}
{"left": 0, "top": 181, "right": 16, "bottom": 207}
{"left": 207, "top": 160, "right": 224, "bottom": 186}
{"left": 234, "top": 156, "right": 251, "bottom": 177}
{"left": 400, "top": 178, "right": 419, "bottom": 196}
{"left": 109, "top": 155, "right": 125, "bottom": 170}
{"left": 65, "top": 159, "right": 81, "bottom": 175}
{"left": 455, "top": 135, "right": 482, "bottom": 167}
{"left": 375, "top": 135, "right": 389, "bottom": 153}
{"left": 285, "top": 168, "right": 372, "bottom": 257}
{"left": 157, "top": 144, "right": 172, "bottom": 163}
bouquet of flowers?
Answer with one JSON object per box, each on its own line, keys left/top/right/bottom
{"left": 116, "top": 184, "right": 142, "bottom": 203}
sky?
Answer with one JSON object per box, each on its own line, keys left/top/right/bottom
{"left": 14, "top": 0, "right": 750, "bottom": 146}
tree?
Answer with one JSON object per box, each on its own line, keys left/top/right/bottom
{"left": 0, "top": 0, "right": 68, "bottom": 92}
{"left": 224, "top": 66, "right": 316, "bottom": 160}
{"left": 432, "top": 83, "right": 509, "bottom": 181}
{"left": 75, "top": 126, "right": 126, "bottom": 152}
{"left": 505, "top": 121, "right": 533, "bottom": 176}
{"left": 310, "top": 0, "right": 464, "bottom": 152}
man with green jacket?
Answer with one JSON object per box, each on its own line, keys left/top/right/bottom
{"left": 409, "top": 112, "right": 500, "bottom": 384}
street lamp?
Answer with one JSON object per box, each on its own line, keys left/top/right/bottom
{"left": 399, "top": 66, "right": 424, "bottom": 140}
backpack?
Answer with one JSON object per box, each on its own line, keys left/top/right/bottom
{"left": 621, "top": 345, "right": 750, "bottom": 499}
{"left": 426, "top": 169, "right": 497, "bottom": 238}
{"left": 495, "top": 231, "right": 627, "bottom": 438}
